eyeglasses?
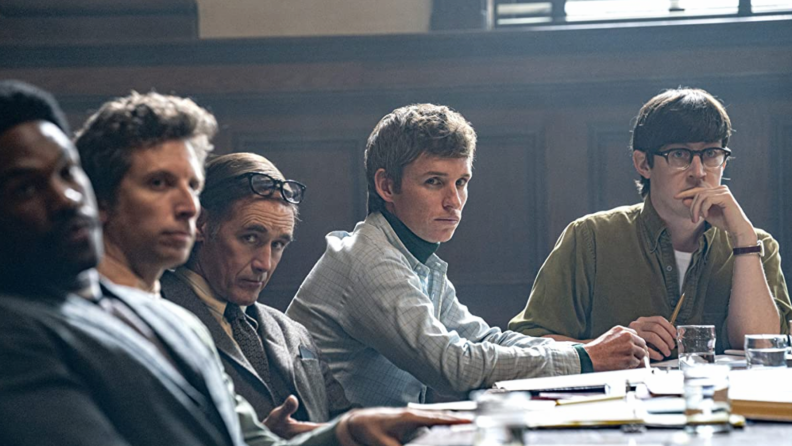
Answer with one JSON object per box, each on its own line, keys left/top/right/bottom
{"left": 654, "top": 147, "right": 732, "bottom": 170}
{"left": 241, "top": 172, "right": 306, "bottom": 204}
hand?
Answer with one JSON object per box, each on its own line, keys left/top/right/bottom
{"left": 583, "top": 326, "right": 648, "bottom": 371}
{"left": 628, "top": 316, "right": 676, "bottom": 360}
{"left": 263, "top": 395, "right": 322, "bottom": 439}
{"left": 336, "top": 408, "right": 470, "bottom": 446}
{"left": 674, "top": 185, "right": 756, "bottom": 244}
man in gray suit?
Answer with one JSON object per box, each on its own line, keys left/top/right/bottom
{"left": 160, "top": 152, "right": 352, "bottom": 432}
{"left": 0, "top": 80, "right": 466, "bottom": 446}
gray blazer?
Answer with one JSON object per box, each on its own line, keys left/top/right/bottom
{"left": 0, "top": 283, "right": 247, "bottom": 446}
{"left": 161, "top": 271, "right": 351, "bottom": 423}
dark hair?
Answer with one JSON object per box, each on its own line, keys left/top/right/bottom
{"left": 364, "top": 103, "right": 476, "bottom": 214}
{"left": 0, "top": 80, "right": 70, "bottom": 137}
{"left": 631, "top": 88, "right": 732, "bottom": 198}
{"left": 74, "top": 91, "right": 217, "bottom": 206}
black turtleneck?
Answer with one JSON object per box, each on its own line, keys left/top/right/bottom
{"left": 381, "top": 209, "right": 439, "bottom": 265}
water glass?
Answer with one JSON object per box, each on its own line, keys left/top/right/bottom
{"left": 683, "top": 364, "right": 731, "bottom": 435}
{"left": 744, "top": 334, "right": 789, "bottom": 369}
{"left": 677, "top": 325, "right": 716, "bottom": 370}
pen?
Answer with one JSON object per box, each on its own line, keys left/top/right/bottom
{"left": 669, "top": 292, "right": 686, "bottom": 326}
{"left": 644, "top": 355, "right": 651, "bottom": 370}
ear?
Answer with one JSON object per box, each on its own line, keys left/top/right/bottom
{"left": 195, "top": 208, "right": 209, "bottom": 243}
{"left": 98, "top": 200, "right": 110, "bottom": 224}
{"left": 374, "top": 168, "right": 397, "bottom": 204}
{"left": 633, "top": 150, "right": 651, "bottom": 180}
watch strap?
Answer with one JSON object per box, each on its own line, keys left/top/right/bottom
{"left": 733, "top": 240, "right": 764, "bottom": 256}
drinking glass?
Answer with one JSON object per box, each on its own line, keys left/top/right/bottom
{"left": 744, "top": 334, "right": 789, "bottom": 369}
{"left": 677, "top": 325, "right": 716, "bottom": 370}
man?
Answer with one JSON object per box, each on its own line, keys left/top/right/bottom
{"left": 0, "top": 80, "right": 466, "bottom": 446}
{"left": 287, "top": 103, "right": 648, "bottom": 408}
{"left": 160, "top": 152, "right": 352, "bottom": 431}
{"left": 509, "top": 88, "right": 792, "bottom": 360}
{"left": 75, "top": 91, "right": 214, "bottom": 296}
{"left": 74, "top": 92, "right": 346, "bottom": 438}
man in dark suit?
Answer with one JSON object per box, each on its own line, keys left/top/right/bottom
{"left": 0, "top": 80, "right": 465, "bottom": 446}
{"left": 160, "top": 152, "right": 352, "bottom": 432}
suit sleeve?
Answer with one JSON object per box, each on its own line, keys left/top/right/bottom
{"left": 0, "top": 313, "right": 131, "bottom": 446}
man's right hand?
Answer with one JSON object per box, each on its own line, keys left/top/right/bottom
{"left": 583, "top": 326, "right": 648, "bottom": 371}
{"left": 627, "top": 316, "right": 677, "bottom": 360}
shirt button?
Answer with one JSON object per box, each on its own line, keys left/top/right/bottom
{"left": 666, "top": 266, "right": 673, "bottom": 272}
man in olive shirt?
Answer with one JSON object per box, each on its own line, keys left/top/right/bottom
{"left": 510, "top": 88, "right": 792, "bottom": 360}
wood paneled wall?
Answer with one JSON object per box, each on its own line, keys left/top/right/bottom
{"left": 2, "top": 16, "right": 791, "bottom": 328}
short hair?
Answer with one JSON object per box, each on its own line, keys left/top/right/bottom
{"left": 0, "top": 80, "right": 70, "bottom": 138}
{"left": 631, "top": 88, "right": 732, "bottom": 198}
{"left": 74, "top": 91, "right": 217, "bottom": 206}
{"left": 364, "top": 103, "right": 477, "bottom": 214}
{"left": 199, "top": 152, "right": 298, "bottom": 234}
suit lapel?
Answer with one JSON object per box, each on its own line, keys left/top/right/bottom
{"left": 160, "top": 272, "right": 274, "bottom": 399}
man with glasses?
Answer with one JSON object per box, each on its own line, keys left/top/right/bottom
{"left": 160, "top": 152, "right": 353, "bottom": 437}
{"left": 510, "top": 88, "right": 792, "bottom": 361}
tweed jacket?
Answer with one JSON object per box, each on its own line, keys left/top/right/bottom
{"left": 161, "top": 270, "right": 351, "bottom": 422}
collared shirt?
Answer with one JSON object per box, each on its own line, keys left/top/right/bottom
{"left": 98, "top": 254, "right": 160, "bottom": 297}
{"left": 173, "top": 267, "right": 240, "bottom": 343}
{"left": 509, "top": 198, "right": 792, "bottom": 354}
{"left": 286, "top": 212, "right": 581, "bottom": 408}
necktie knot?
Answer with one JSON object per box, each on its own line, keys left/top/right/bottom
{"left": 224, "top": 303, "right": 245, "bottom": 322}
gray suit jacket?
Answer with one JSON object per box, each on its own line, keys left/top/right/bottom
{"left": 161, "top": 271, "right": 351, "bottom": 423}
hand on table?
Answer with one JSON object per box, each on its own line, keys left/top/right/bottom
{"left": 628, "top": 316, "right": 677, "bottom": 360}
{"left": 336, "top": 408, "right": 470, "bottom": 446}
{"left": 583, "top": 326, "right": 648, "bottom": 371}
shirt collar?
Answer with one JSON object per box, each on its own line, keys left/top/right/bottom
{"left": 380, "top": 209, "right": 440, "bottom": 264}
{"left": 366, "top": 212, "right": 448, "bottom": 274}
{"left": 173, "top": 266, "right": 247, "bottom": 319}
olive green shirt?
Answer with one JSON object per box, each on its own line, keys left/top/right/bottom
{"left": 509, "top": 198, "right": 792, "bottom": 354}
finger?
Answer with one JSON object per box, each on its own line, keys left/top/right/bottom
{"left": 642, "top": 333, "right": 671, "bottom": 357}
{"left": 646, "top": 345, "right": 664, "bottom": 361}
{"left": 654, "top": 317, "right": 678, "bottom": 343}
{"left": 269, "top": 395, "right": 299, "bottom": 421}
{"left": 689, "top": 191, "right": 704, "bottom": 223}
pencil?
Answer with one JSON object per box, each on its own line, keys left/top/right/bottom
{"left": 669, "top": 292, "right": 686, "bottom": 325}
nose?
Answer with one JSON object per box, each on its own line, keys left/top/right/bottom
{"left": 251, "top": 245, "right": 273, "bottom": 273}
{"left": 443, "top": 185, "right": 463, "bottom": 210}
{"left": 51, "top": 179, "right": 83, "bottom": 212}
{"left": 687, "top": 155, "right": 706, "bottom": 180}
{"left": 174, "top": 184, "right": 199, "bottom": 220}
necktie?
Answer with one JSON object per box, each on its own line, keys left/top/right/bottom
{"left": 224, "top": 303, "right": 271, "bottom": 382}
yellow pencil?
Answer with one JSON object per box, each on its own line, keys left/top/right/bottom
{"left": 669, "top": 292, "right": 686, "bottom": 325}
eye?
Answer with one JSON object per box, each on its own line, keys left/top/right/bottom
{"left": 703, "top": 148, "right": 719, "bottom": 159}
{"left": 241, "top": 234, "right": 259, "bottom": 245}
{"left": 190, "top": 179, "right": 203, "bottom": 193}
{"left": 272, "top": 240, "right": 287, "bottom": 251}
{"left": 670, "top": 149, "right": 689, "bottom": 159}
{"left": 148, "top": 176, "right": 168, "bottom": 190}
{"left": 456, "top": 178, "right": 468, "bottom": 187}
{"left": 425, "top": 177, "right": 442, "bottom": 186}
{"left": 60, "top": 165, "right": 74, "bottom": 181}
{"left": 13, "top": 182, "right": 38, "bottom": 198}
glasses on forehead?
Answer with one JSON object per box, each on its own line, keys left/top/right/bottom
{"left": 241, "top": 172, "right": 306, "bottom": 204}
{"left": 654, "top": 147, "right": 732, "bottom": 170}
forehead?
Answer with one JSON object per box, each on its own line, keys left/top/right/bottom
{"left": 0, "top": 121, "right": 75, "bottom": 175}
{"left": 126, "top": 139, "right": 203, "bottom": 180}
{"left": 404, "top": 153, "right": 472, "bottom": 176}
{"left": 223, "top": 197, "right": 295, "bottom": 233}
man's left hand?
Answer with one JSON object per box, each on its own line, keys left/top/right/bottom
{"left": 336, "top": 408, "right": 471, "bottom": 446}
{"left": 263, "top": 395, "right": 323, "bottom": 439}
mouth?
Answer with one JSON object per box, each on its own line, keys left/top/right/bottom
{"left": 61, "top": 215, "right": 98, "bottom": 244}
{"left": 161, "top": 230, "right": 193, "bottom": 245}
{"left": 435, "top": 217, "right": 460, "bottom": 225}
{"left": 238, "top": 278, "right": 266, "bottom": 290}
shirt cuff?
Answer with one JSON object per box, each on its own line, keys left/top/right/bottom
{"left": 573, "top": 344, "right": 594, "bottom": 374}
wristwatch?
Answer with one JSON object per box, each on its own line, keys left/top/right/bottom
{"left": 732, "top": 240, "right": 764, "bottom": 256}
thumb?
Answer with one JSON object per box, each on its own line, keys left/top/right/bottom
{"left": 270, "top": 395, "right": 299, "bottom": 420}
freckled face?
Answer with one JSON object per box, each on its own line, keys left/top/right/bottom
{"left": 384, "top": 154, "right": 472, "bottom": 243}
{"left": 196, "top": 197, "right": 295, "bottom": 306}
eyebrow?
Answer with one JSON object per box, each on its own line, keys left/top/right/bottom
{"left": 421, "top": 171, "right": 471, "bottom": 178}
{"left": 243, "top": 224, "right": 294, "bottom": 242}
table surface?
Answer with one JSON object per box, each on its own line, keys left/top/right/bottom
{"left": 409, "top": 421, "right": 792, "bottom": 445}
